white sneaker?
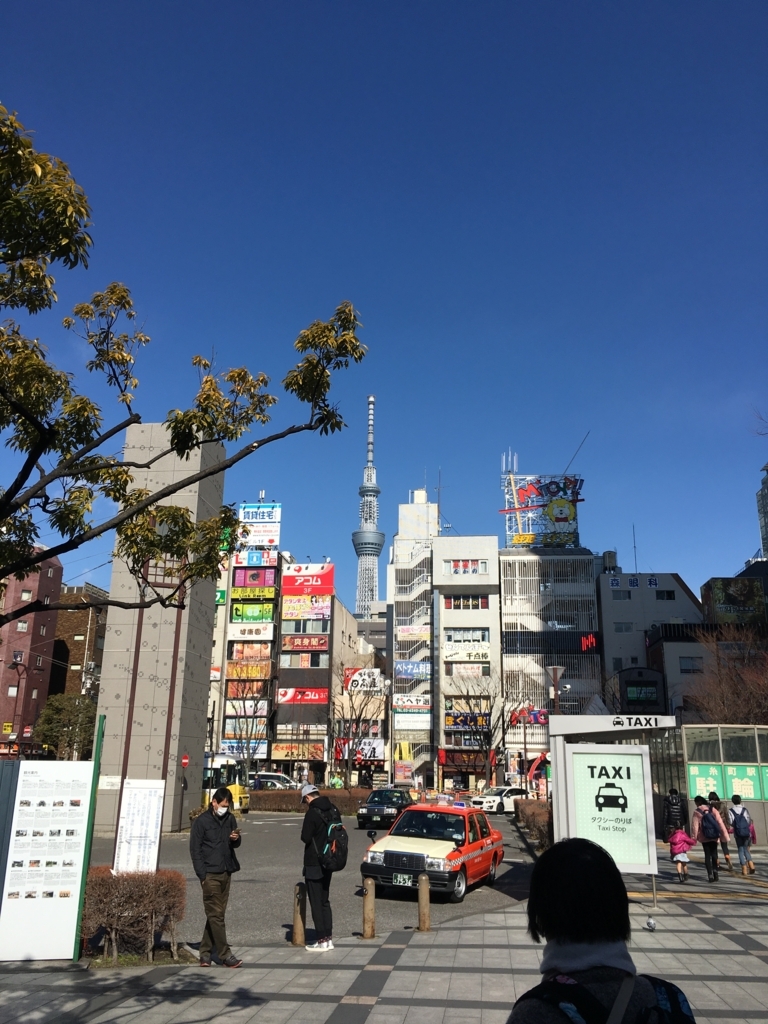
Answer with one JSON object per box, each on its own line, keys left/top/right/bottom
{"left": 323, "top": 939, "right": 334, "bottom": 950}
{"left": 305, "top": 941, "right": 329, "bottom": 951}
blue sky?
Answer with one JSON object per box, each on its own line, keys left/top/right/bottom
{"left": 2, "top": 2, "right": 767, "bottom": 610}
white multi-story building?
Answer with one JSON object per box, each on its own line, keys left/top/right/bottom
{"left": 432, "top": 536, "right": 501, "bottom": 789}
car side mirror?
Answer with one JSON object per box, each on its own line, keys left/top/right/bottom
{"left": 367, "top": 830, "right": 378, "bottom": 840}
{"left": 453, "top": 835, "right": 463, "bottom": 847}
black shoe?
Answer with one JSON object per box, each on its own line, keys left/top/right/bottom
{"left": 222, "top": 955, "right": 243, "bottom": 968}
{"left": 199, "top": 955, "right": 212, "bottom": 967}
{"left": 708, "top": 874, "right": 715, "bottom": 882}
{"left": 678, "top": 873, "right": 684, "bottom": 883}
{"left": 682, "top": 873, "right": 688, "bottom": 882}
{"left": 713, "top": 871, "right": 719, "bottom": 881}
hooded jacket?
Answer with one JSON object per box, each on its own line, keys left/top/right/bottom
{"left": 663, "top": 793, "right": 687, "bottom": 828}
{"left": 190, "top": 805, "right": 241, "bottom": 880}
{"left": 301, "top": 795, "right": 337, "bottom": 870}
{"left": 668, "top": 829, "right": 696, "bottom": 857}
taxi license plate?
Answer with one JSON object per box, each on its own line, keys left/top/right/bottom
{"left": 393, "top": 873, "right": 411, "bottom": 886}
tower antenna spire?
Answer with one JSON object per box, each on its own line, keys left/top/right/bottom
{"left": 352, "top": 396, "right": 385, "bottom": 618}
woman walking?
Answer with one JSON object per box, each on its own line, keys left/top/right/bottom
{"left": 728, "top": 794, "right": 756, "bottom": 875}
{"left": 708, "top": 791, "right": 733, "bottom": 872}
{"left": 692, "top": 796, "right": 729, "bottom": 882}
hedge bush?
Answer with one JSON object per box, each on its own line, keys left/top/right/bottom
{"left": 247, "top": 788, "right": 369, "bottom": 815}
{"left": 83, "top": 867, "right": 186, "bottom": 964}
{"left": 513, "top": 798, "right": 554, "bottom": 853}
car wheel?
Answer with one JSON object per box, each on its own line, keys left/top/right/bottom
{"left": 496, "top": 802, "right": 504, "bottom": 815}
{"left": 487, "top": 856, "right": 498, "bottom": 886}
{"left": 449, "top": 869, "right": 467, "bottom": 903}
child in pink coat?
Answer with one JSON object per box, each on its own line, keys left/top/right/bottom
{"left": 669, "top": 827, "right": 696, "bottom": 883}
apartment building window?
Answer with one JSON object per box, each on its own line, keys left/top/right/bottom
{"left": 39, "top": 625, "right": 46, "bottom": 636}
{"left": 281, "top": 619, "right": 330, "bottom": 635}
{"left": 35, "top": 656, "right": 42, "bottom": 667}
{"left": 656, "top": 591, "right": 676, "bottom": 601}
{"left": 444, "top": 662, "right": 490, "bottom": 676}
{"left": 70, "top": 664, "right": 82, "bottom": 671}
{"left": 626, "top": 686, "right": 658, "bottom": 702}
{"left": 612, "top": 658, "right": 622, "bottom": 672}
{"left": 16, "top": 620, "right": 28, "bottom": 632}
{"left": 680, "top": 656, "right": 703, "bottom": 674}
{"left": 74, "top": 634, "right": 85, "bottom": 641}
{"left": 444, "top": 595, "right": 489, "bottom": 610}
{"left": 444, "top": 627, "right": 490, "bottom": 644}
{"left": 47, "top": 568, "right": 53, "bottom": 577}
{"left": 21, "top": 589, "right": 32, "bottom": 601}
{"left": 613, "top": 622, "right": 633, "bottom": 633}
{"left": 630, "top": 657, "right": 638, "bottom": 665}
{"left": 442, "top": 559, "right": 488, "bottom": 575}
{"left": 31, "top": 689, "right": 37, "bottom": 699}
{"left": 44, "top": 595, "right": 50, "bottom": 605}
{"left": 611, "top": 591, "right": 631, "bottom": 601}
{"left": 7, "top": 686, "right": 17, "bottom": 697}
{"left": 280, "top": 652, "right": 330, "bottom": 668}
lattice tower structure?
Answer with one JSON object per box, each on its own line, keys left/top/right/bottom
{"left": 352, "top": 395, "right": 385, "bottom": 618}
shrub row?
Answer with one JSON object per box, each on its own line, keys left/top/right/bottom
{"left": 246, "top": 788, "right": 369, "bottom": 815}
{"left": 513, "top": 798, "right": 554, "bottom": 853}
{"left": 83, "top": 867, "right": 186, "bottom": 964}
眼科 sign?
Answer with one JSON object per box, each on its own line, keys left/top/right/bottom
{"left": 564, "top": 743, "right": 657, "bottom": 875}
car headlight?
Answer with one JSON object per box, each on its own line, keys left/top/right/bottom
{"left": 365, "top": 850, "right": 384, "bottom": 864}
{"left": 384, "top": 807, "right": 398, "bottom": 814}
{"left": 424, "top": 857, "right": 447, "bottom": 871}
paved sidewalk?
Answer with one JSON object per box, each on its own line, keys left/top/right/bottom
{"left": 4, "top": 889, "right": 768, "bottom": 1024}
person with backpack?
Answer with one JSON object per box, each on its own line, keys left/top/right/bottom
{"left": 728, "top": 794, "right": 756, "bottom": 875}
{"left": 707, "top": 792, "right": 733, "bottom": 873}
{"left": 300, "top": 783, "right": 348, "bottom": 951}
{"left": 691, "top": 795, "right": 729, "bottom": 882}
{"left": 508, "top": 838, "right": 695, "bottom": 1024}
{"left": 663, "top": 787, "right": 687, "bottom": 838}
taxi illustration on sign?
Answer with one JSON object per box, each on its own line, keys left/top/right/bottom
{"left": 595, "top": 783, "right": 628, "bottom": 812}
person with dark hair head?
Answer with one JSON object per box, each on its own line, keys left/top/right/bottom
{"left": 692, "top": 795, "right": 729, "bottom": 882}
{"left": 509, "top": 839, "right": 695, "bottom": 1024}
{"left": 662, "top": 787, "right": 687, "bottom": 838}
{"left": 190, "top": 787, "right": 242, "bottom": 967}
{"left": 707, "top": 792, "right": 733, "bottom": 873}
{"left": 728, "top": 794, "right": 756, "bottom": 875}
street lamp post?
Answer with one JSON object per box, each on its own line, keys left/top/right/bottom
{"left": 545, "top": 665, "right": 566, "bottom": 715}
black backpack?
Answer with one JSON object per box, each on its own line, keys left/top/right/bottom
{"left": 700, "top": 808, "right": 720, "bottom": 840}
{"left": 732, "top": 807, "right": 751, "bottom": 838}
{"left": 515, "top": 973, "right": 696, "bottom": 1024}
{"left": 313, "top": 803, "right": 349, "bottom": 872}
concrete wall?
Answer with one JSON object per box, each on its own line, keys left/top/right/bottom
{"left": 95, "top": 423, "right": 224, "bottom": 833}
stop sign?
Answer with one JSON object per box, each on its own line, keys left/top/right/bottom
{"left": 355, "top": 749, "right": 363, "bottom": 765}
{"left": 181, "top": 753, "right": 189, "bottom": 769}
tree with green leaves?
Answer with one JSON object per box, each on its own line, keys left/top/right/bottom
{"left": 0, "top": 104, "right": 366, "bottom": 627}
{"left": 33, "top": 692, "right": 97, "bottom": 760}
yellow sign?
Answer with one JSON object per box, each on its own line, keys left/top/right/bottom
{"left": 2, "top": 723, "right": 12, "bottom": 734}
{"left": 230, "top": 587, "right": 275, "bottom": 600}
{"left": 512, "top": 533, "right": 536, "bottom": 545}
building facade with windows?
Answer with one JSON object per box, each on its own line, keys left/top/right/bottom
{"left": 48, "top": 582, "right": 109, "bottom": 698}
{"left": 0, "top": 555, "right": 63, "bottom": 757}
{"left": 432, "top": 536, "right": 501, "bottom": 789}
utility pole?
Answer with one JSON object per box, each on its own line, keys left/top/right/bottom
{"left": 546, "top": 665, "right": 566, "bottom": 715}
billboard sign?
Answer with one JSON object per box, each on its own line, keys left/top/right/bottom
{"left": 394, "top": 660, "right": 431, "bottom": 679}
{"left": 500, "top": 473, "right": 584, "bottom": 549}
{"left": 282, "top": 563, "right": 335, "bottom": 595}
{"left": 226, "top": 622, "right": 275, "bottom": 642}
{"left": 233, "top": 568, "right": 276, "bottom": 588}
{"left": 225, "top": 699, "right": 269, "bottom": 717}
{"left": 228, "top": 641, "right": 271, "bottom": 661}
{"left": 394, "top": 711, "right": 431, "bottom": 730}
{"left": 226, "top": 679, "right": 266, "bottom": 699}
{"left": 233, "top": 549, "right": 278, "bottom": 567}
{"left": 443, "top": 642, "right": 490, "bottom": 662}
{"left": 335, "top": 738, "right": 385, "bottom": 761}
{"left": 215, "top": 588, "right": 226, "bottom": 606}
{"left": 344, "top": 667, "right": 384, "bottom": 693}
{"left": 277, "top": 688, "right": 329, "bottom": 704}
{"left": 397, "top": 625, "right": 431, "bottom": 640}
{"left": 239, "top": 502, "right": 281, "bottom": 524}
{"left": 395, "top": 761, "right": 413, "bottom": 783}
{"left": 445, "top": 712, "right": 489, "bottom": 729}
{"left": 282, "top": 595, "right": 331, "bottom": 619}
{"left": 230, "top": 601, "right": 274, "bottom": 623}
{"left": 701, "top": 577, "right": 766, "bottom": 625}
{"left": 225, "top": 660, "right": 271, "bottom": 679}
{"left": 222, "top": 717, "right": 268, "bottom": 741}
{"left": 220, "top": 739, "right": 268, "bottom": 759}
{"left": 393, "top": 693, "right": 432, "bottom": 710}
{"left": 281, "top": 635, "right": 329, "bottom": 651}
{"left": 271, "top": 741, "right": 325, "bottom": 761}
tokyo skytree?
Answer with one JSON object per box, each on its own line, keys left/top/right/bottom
{"left": 352, "top": 395, "right": 385, "bottom": 618}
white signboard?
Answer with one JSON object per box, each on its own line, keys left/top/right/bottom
{"left": 236, "top": 521, "right": 281, "bottom": 547}
{"left": 220, "top": 739, "right": 268, "bottom": 758}
{"left": 226, "top": 622, "right": 275, "bottom": 642}
{"left": 443, "top": 642, "right": 490, "bottom": 661}
{"left": 0, "top": 762, "right": 95, "bottom": 961}
{"left": 394, "top": 712, "right": 432, "bottom": 731}
{"left": 113, "top": 779, "right": 165, "bottom": 874}
{"left": 239, "top": 502, "right": 282, "bottom": 524}
{"left": 564, "top": 743, "right": 657, "bottom": 875}
{"left": 393, "top": 693, "right": 432, "bottom": 710}
{"left": 345, "top": 667, "right": 384, "bottom": 693}
{"left": 549, "top": 714, "right": 676, "bottom": 736}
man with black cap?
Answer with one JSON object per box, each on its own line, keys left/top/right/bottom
{"left": 300, "top": 783, "right": 338, "bottom": 951}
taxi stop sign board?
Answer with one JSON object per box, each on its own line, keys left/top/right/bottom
{"left": 564, "top": 743, "right": 657, "bottom": 875}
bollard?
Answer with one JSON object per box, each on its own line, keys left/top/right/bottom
{"left": 417, "top": 873, "right": 431, "bottom": 932}
{"left": 292, "top": 882, "right": 307, "bottom": 946}
{"left": 362, "top": 877, "right": 376, "bottom": 939}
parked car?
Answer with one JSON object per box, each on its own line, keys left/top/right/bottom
{"left": 361, "top": 801, "right": 503, "bottom": 903}
{"left": 356, "top": 788, "right": 414, "bottom": 829}
{"left": 471, "top": 786, "right": 529, "bottom": 814}
{"left": 251, "top": 772, "right": 300, "bottom": 790}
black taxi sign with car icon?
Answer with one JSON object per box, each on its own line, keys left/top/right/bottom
{"left": 360, "top": 801, "right": 504, "bottom": 903}
{"left": 595, "top": 782, "right": 628, "bottom": 812}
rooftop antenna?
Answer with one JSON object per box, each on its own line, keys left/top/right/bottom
{"left": 259, "top": 489, "right": 266, "bottom": 502}
{"left": 632, "top": 524, "right": 638, "bottom": 574}
{"left": 563, "top": 430, "right": 590, "bottom": 476}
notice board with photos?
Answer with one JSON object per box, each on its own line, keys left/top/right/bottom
{"left": 0, "top": 761, "right": 95, "bottom": 960}
{"left": 564, "top": 743, "right": 657, "bottom": 875}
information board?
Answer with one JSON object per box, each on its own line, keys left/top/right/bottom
{"left": 113, "top": 779, "right": 165, "bottom": 874}
{"left": 0, "top": 762, "right": 95, "bottom": 960}
{"left": 565, "top": 743, "right": 657, "bottom": 875}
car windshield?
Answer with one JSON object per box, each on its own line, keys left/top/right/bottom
{"left": 390, "top": 809, "right": 466, "bottom": 841}
{"left": 483, "top": 788, "right": 504, "bottom": 796}
{"left": 367, "top": 790, "right": 402, "bottom": 806}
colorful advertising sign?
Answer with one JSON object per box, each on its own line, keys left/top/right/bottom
{"left": 223, "top": 717, "right": 268, "bottom": 741}
{"left": 238, "top": 502, "right": 282, "bottom": 524}
{"left": 447, "top": 560, "right": 484, "bottom": 575}
{"left": 445, "top": 712, "right": 489, "bottom": 730}
{"left": 230, "top": 601, "right": 274, "bottom": 623}
{"left": 500, "top": 473, "right": 584, "bottom": 549}
{"left": 233, "top": 568, "right": 276, "bottom": 588}
{"left": 226, "top": 622, "right": 275, "bottom": 642}
{"left": 335, "top": 738, "right": 385, "bottom": 761}
{"left": 228, "top": 641, "right": 271, "bottom": 662}
{"left": 233, "top": 549, "right": 278, "bottom": 567}
{"left": 282, "top": 595, "right": 332, "bottom": 620}
{"left": 281, "top": 635, "right": 329, "bottom": 651}
{"left": 687, "top": 762, "right": 725, "bottom": 798}
{"left": 443, "top": 642, "right": 490, "bottom": 662}
{"left": 394, "top": 660, "right": 432, "bottom": 679}
{"left": 281, "top": 563, "right": 335, "bottom": 595}
{"left": 226, "top": 679, "right": 266, "bottom": 699}
{"left": 393, "top": 693, "right": 432, "bottom": 710}
{"left": 236, "top": 518, "right": 281, "bottom": 548}
{"left": 343, "top": 667, "right": 384, "bottom": 693}
{"left": 271, "top": 741, "right": 325, "bottom": 761}
{"left": 225, "top": 661, "right": 271, "bottom": 680}
{"left": 277, "top": 688, "right": 329, "bottom": 704}
{"left": 724, "top": 764, "right": 763, "bottom": 800}
{"left": 220, "top": 739, "right": 267, "bottom": 759}
{"left": 395, "top": 761, "right": 414, "bottom": 783}
{"left": 215, "top": 588, "right": 226, "bottom": 606}
{"left": 225, "top": 700, "right": 269, "bottom": 717}
{"left": 397, "top": 625, "right": 431, "bottom": 640}
{"left": 449, "top": 663, "right": 486, "bottom": 678}
{"left": 701, "top": 577, "right": 767, "bottom": 625}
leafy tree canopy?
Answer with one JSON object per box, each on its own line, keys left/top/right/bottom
{"left": 33, "top": 692, "right": 97, "bottom": 760}
{"left": 0, "top": 106, "right": 366, "bottom": 626}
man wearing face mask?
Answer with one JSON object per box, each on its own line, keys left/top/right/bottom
{"left": 190, "top": 787, "right": 243, "bottom": 967}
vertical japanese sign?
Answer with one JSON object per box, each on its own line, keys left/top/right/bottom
{"left": 113, "top": 779, "right": 166, "bottom": 874}
{"left": 0, "top": 762, "right": 95, "bottom": 960}
{"left": 686, "top": 763, "right": 725, "bottom": 799}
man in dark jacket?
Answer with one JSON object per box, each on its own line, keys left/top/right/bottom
{"left": 300, "top": 784, "right": 337, "bottom": 952}
{"left": 190, "top": 787, "right": 242, "bottom": 967}
{"left": 663, "top": 787, "right": 687, "bottom": 838}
